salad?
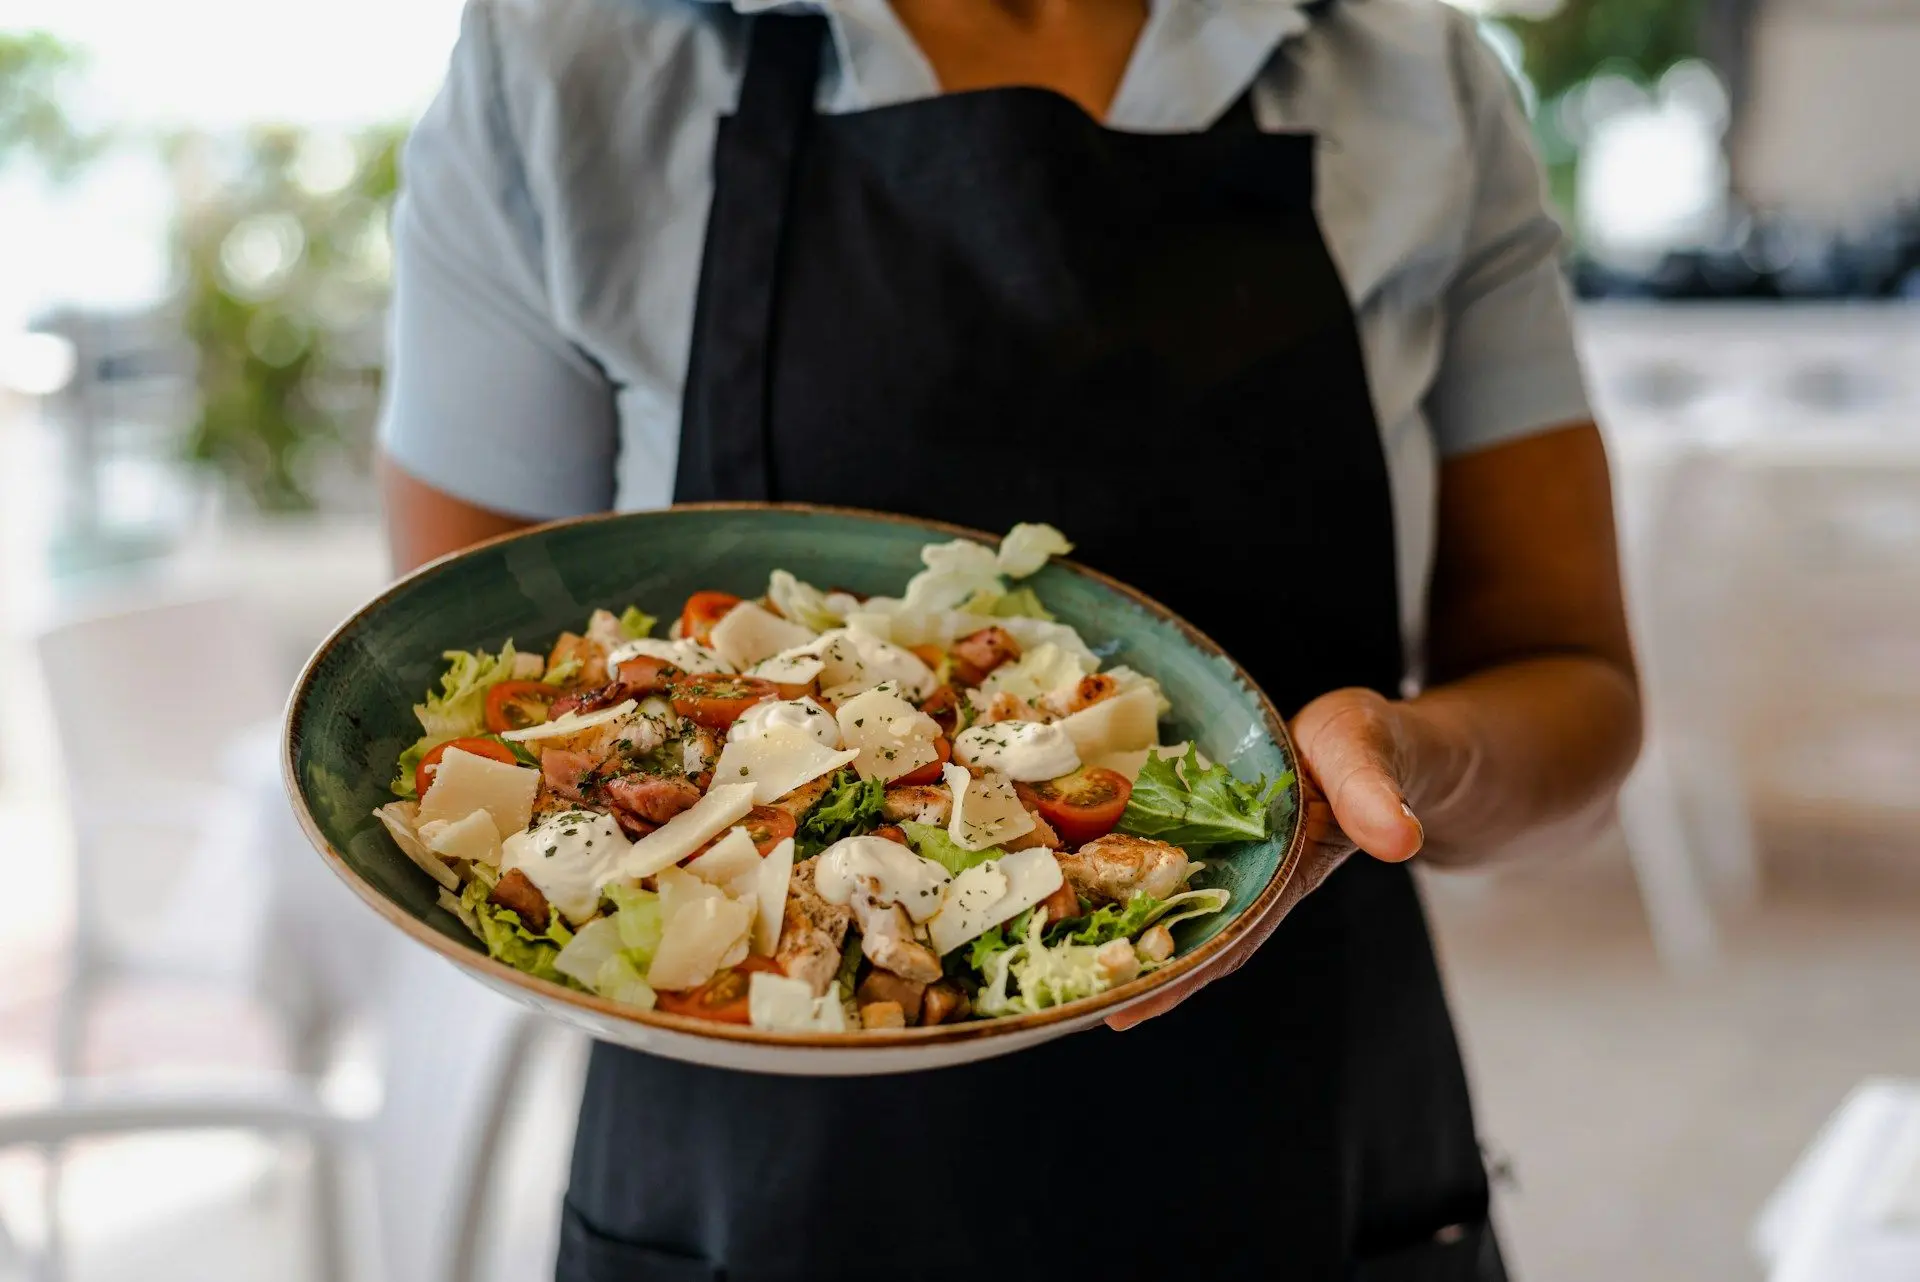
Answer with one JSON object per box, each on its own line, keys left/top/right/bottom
{"left": 373, "top": 523, "right": 1291, "bottom": 1033}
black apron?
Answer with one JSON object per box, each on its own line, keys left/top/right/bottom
{"left": 561, "top": 15, "right": 1503, "bottom": 1281}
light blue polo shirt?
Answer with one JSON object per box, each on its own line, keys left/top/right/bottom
{"left": 379, "top": 0, "right": 1593, "bottom": 656}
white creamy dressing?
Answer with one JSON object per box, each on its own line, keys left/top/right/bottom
{"left": 499, "top": 808, "right": 631, "bottom": 923}
{"left": 953, "top": 720, "right": 1081, "bottom": 782}
{"left": 729, "top": 696, "right": 841, "bottom": 749}
{"left": 606, "top": 636, "right": 734, "bottom": 674}
{"left": 813, "top": 835, "right": 953, "bottom": 923}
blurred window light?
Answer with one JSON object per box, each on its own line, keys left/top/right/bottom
{"left": 0, "top": 331, "right": 78, "bottom": 397}
{"left": 292, "top": 132, "right": 361, "bottom": 198}
{"left": 1577, "top": 62, "right": 1731, "bottom": 270}
{"left": 217, "top": 212, "right": 306, "bottom": 300}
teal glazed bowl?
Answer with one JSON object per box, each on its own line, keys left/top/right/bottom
{"left": 283, "top": 505, "right": 1303, "bottom": 1075}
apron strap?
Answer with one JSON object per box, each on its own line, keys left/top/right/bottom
{"left": 680, "top": 14, "right": 826, "bottom": 501}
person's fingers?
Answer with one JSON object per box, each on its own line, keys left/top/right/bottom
{"left": 1292, "top": 689, "right": 1424, "bottom": 863}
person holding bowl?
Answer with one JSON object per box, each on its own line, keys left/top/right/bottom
{"left": 379, "top": 0, "right": 1641, "bottom": 1277}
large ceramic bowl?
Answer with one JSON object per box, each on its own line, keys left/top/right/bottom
{"left": 284, "top": 505, "right": 1302, "bottom": 1075}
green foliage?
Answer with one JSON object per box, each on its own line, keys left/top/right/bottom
{"left": 1505, "top": 0, "right": 1702, "bottom": 104}
{"left": 170, "top": 125, "right": 404, "bottom": 511}
{"left": 0, "top": 32, "right": 100, "bottom": 179}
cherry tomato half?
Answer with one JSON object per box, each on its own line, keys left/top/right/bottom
{"left": 654, "top": 954, "right": 784, "bottom": 1024}
{"left": 740, "top": 805, "right": 798, "bottom": 856}
{"left": 416, "top": 736, "right": 520, "bottom": 800}
{"left": 1017, "top": 766, "right": 1132, "bottom": 847}
{"left": 678, "top": 591, "right": 742, "bottom": 647}
{"left": 484, "top": 680, "right": 559, "bottom": 733}
{"left": 891, "top": 735, "right": 952, "bottom": 788}
{"left": 670, "top": 674, "right": 780, "bottom": 730}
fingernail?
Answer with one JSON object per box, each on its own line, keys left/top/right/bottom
{"left": 1401, "top": 799, "right": 1426, "bottom": 843}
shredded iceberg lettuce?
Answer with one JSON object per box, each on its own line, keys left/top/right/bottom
{"left": 391, "top": 643, "right": 527, "bottom": 796}
{"left": 457, "top": 870, "right": 574, "bottom": 986}
{"left": 768, "top": 570, "right": 844, "bottom": 632}
{"left": 996, "top": 522, "right": 1072, "bottom": 577}
{"left": 975, "top": 911, "right": 1110, "bottom": 1016}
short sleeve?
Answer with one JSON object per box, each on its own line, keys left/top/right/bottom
{"left": 1423, "top": 18, "right": 1592, "bottom": 459}
{"left": 378, "top": 0, "right": 618, "bottom": 520}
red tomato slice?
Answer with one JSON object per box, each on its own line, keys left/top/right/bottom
{"left": 670, "top": 674, "right": 780, "bottom": 730}
{"left": 483, "top": 680, "right": 559, "bottom": 733}
{"left": 654, "top": 954, "right": 784, "bottom": 1024}
{"left": 416, "top": 736, "right": 520, "bottom": 800}
{"left": 1017, "top": 766, "right": 1132, "bottom": 847}
{"left": 740, "top": 805, "right": 797, "bottom": 856}
{"left": 891, "top": 735, "right": 952, "bottom": 788}
{"left": 678, "top": 591, "right": 742, "bottom": 647}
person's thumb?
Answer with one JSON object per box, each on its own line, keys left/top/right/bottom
{"left": 1291, "top": 689, "right": 1424, "bottom": 863}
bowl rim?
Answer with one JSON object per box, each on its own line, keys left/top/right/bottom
{"left": 282, "top": 501, "right": 1305, "bottom": 1051}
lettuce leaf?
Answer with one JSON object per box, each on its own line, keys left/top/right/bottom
{"left": 990, "top": 585, "right": 1055, "bottom": 621}
{"left": 975, "top": 910, "right": 1109, "bottom": 1016}
{"left": 391, "top": 644, "right": 526, "bottom": 796}
{"left": 996, "top": 523, "right": 1072, "bottom": 577}
{"left": 795, "top": 771, "right": 887, "bottom": 858}
{"left": 618, "top": 605, "right": 657, "bottom": 640}
{"left": 902, "top": 822, "right": 999, "bottom": 876}
{"left": 768, "top": 571, "right": 844, "bottom": 632}
{"left": 458, "top": 872, "right": 574, "bottom": 986}
{"left": 1045, "top": 887, "right": 1231, "bottom": 947}
{"left": 963, "top": 906, "right": 1031, "bottom": 976}
{"left": 554, "top": 913, "right": 658, "bottom": 1009}
{"left": 1117, "top": 745, "right": 1292, "bottom": 848}
{"left": 602, "top": 882, "right": 666, "bottom": 957}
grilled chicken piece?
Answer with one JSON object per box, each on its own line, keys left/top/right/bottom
{"left": 856, "top": 969, "right": 928, "bottom": 1025}
{"left": 547, "top": 631, "right": 608, "bottom": 688}
{"left": 1037, "top": 672, "right": 1120, "bottom": 719}
{"left": 488, "top": 869, "right": 550, "bottom": 931}
{"left": 948, "top": 626, "right": 1021, "bottom": 687}
{"left": 768, "top": 773, "right": 835, "bottom": 821}
{"left": 1003, "top": 811, "right": 1061, "bottom": 852}
{"left": 920, "top": 980, "right": 970, "bottom": 1026}
{"left": 881, "top": 784, "right": 952, "bottom": 826}
{"left": 849, "top": 879, "right": 942, "bottom": 982}
{"left": 776, "top": 860, "right": 851, "bottom": 997}
{"left": 1056, "top": 834, "right": 1194, "bottom": 906}
{"left": 603, "top": 775, "right": 701, "bottom": 825}
{"left": 540, "top": 748, "right": 599, "bottom": 803}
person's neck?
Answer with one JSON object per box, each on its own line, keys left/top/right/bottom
{"left": 888, "top": 0, "right": 1150, "bottom": 121}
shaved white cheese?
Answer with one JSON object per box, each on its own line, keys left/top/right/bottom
{"left": 927, "top": 847, "right": 1065, "bottom": 955}
{"left": 501, "top": 809, "right": 630, "bottom": 924}
{"left": 417, "top": 748, "right": 540, "bottom": 836}
{"left": 654, "top": 864, "right": 725, "bottom": 922}
{"left": 1093, "top": 742, "right": 1204, "bottom": 783}
{"left": 819, "top": 629, "right": 937, "bottom": 701}
{"left": 647, "top": 895, "right": 755, "bottom": 992}
{"left": 1056, "top": 684, "right": 1161, "bottom": 761}
{"left": 954, "top": 720, "right": 1081, "bottom": 782}
{"left": 710, "top": 725, "right": 859, "bottom": 806}
{"left": 606, "top": 637, "right": 733, "bottom": 675}
{"left": 616, "top": 783, "right": 758, "bottom": 879}
{"left": 813, "top": 835, "right": 953, "bottom": 923}
{"left": 748, "top": 972, "right": 848, "bottom": 1032}
{"left": 752, "top": 837, "right": 795, "bottom": 956}
{"left": 836, "top": 686, "right": 941, "bottom": 783}
{"left": 500, "top": 699, "right": 637, "bottom": 744}
{"left": 709, "top": 600, "right": 816, "bottom": 669}
{"left": 978, "top": 642, "right": 1095, "bottom": 705}
{"left": 683, "top": 825, "right": 762, "bottom": 887}
{"left": 748, "top": 651, "right": 825, "bottom": 687}
{"left": 943, "top": 763, "right": 1036, "bottom": 852}
{"left": 373, "top": 801, "right": 460, "bottom": 891}
{"left": 421, "top": 808, "right": 502, "bottom": 866}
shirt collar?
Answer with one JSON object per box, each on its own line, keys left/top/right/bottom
{"left": 691, "top": 0, "right": 1313, "bottom": 125}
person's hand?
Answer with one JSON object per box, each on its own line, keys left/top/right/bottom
{"left": 1105, "top": 687, "right": 1428, "bottom": 1030}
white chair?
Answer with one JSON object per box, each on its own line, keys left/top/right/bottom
{"left": 1753, "top": 1079, "right": 1920, "bottom": 1282}
{"left": 0, "top": 712, "right": 572, "bottom": 1282}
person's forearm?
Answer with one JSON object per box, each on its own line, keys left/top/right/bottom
{"left": 1400, "top": 654, "right": 1641, "bottom": 867}
{"left": 380, "top": 452, "right": 535, "bottom": 575}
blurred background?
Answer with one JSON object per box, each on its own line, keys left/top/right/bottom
{"left": 1, "top": 1, "right": 1917, "bottom": 1279}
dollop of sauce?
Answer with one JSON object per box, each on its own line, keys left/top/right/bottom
{"left": 501, "top": 808, "right": 630, "bottom": 924}
{"left": 953, "top": 720, "right": 1082, "bottom": 782}
{"left": 607, "top": 636, "right": 734, "bottom": 675}
{"left": 813, "top": 834, "right": 953, "bottom": 923}
{"left": 729, "top": 696, "right": 841, "bottom": 749}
